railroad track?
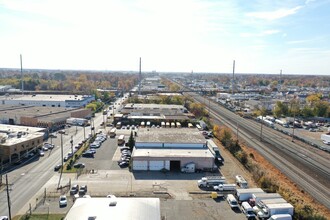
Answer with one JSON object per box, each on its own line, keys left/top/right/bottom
{"left": 186, "top": 92, "right": 330, "bottom": 209}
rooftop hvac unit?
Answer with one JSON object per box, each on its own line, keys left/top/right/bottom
{"left": 1, "top": 138, "right": 6, "bottom": 143}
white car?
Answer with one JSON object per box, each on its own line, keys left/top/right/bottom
{"left": 323, "top": 140, "right": 330, "bottom": 145}
{"left": 59, "top": 195, "right": 67, "bottom": 207}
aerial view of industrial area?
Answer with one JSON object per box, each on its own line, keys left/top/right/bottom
{"left": 0, "top": 1, "right": 330, "bottom": 220}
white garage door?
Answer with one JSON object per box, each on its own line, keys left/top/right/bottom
{"left": 133, "top": 161, "right": 148, "bottom": 171}
{"left": 149, "top": 161, "right": 164, "bottom": 171}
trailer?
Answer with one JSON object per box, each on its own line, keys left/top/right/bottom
{"left": 249, "top": 193, "right": 282, "bottom": 207}
{"left": 235, "top": 188, "right": 264, "bottom": 203}
{"left": 197, "top": 176, "right": 226, "bottom": 188}
{"left": 235, "top": 175, "right": 248, "bottom": 188}
{"left": 257, "top": 203, "right": 294, "bottom": 219}
{"left": 253, "top": 198, "right": 288, "bottom": 214}
{"left": 213, "top": 184, "right": 236, "bottom": 191}
{"left": 207, "top": 140, "right": 223, "bottom": 164}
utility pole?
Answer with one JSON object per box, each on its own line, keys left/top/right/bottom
{"left": 83, "top": 125, "right": 86, "bottom": 140}
{"left": 232, "top": 60, "right": 235, "bottom": 95}
{"left": 6, "top": 174, "right": 12, "bottom": 220}
{"left": 20, "top": 54, "right": 24, "bottom": 95}
{"left": 57, "top": 130, "right": 65, "bottom": 188}
{"left": 70, "top": 136, "right": 74, "bottom": 154}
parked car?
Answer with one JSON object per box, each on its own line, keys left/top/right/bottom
{"left": 59, "top": 195, "right": 67, "bottom": 207}
{"left": 118, "top": 161, "right": 129, "bottom": 167}
{"left": 42, "top": 146, "right": 49, "bottom": 151}
{"left": 73, "top": 163, "right": 85, "bottom": 168}
{"left": 38, "top": 150, "right": 45, "bottom": 156}
{"left": 54, "top": 164, "right": 62, "bottom": 171}
{"left": 79, "top": 185, "right": 88, "bottom": 194}
{"left": 70, "top": 184, "right": 79, "bottom": 195}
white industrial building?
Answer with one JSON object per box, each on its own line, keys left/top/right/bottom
{"left": 0, "top": 94, "right": 95, "bottom": 108}
{"left": 65, "top": 197, "right": 160, "bottom": 220}
{"left": 132, "top": 128, "right": 215, "bottom": 171}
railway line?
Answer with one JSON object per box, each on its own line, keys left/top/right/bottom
{"left": 186, "top": 92, "right": 330, "bottom": 209}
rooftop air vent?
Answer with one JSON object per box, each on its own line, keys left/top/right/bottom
{"left": 88, "top": 216, "right": 97, "bottom": 220}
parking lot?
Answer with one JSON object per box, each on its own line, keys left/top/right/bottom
{"left": 77, "top": 128, "right": 134, "bottom": 171}
{"left": 26, "top": 127, "right": 248, "bottom": 220}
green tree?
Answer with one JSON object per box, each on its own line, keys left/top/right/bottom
{"left": 301, "top": 106, "right": 314, "bottom": 118}
{"left": 314, "top": 101, "right": 329, "bottom": 117}
{"left": 273, "top": 101, "right": 288, "bottom": 117}
{"left": 128, "top": 131, "right": 135, "bottom": 152}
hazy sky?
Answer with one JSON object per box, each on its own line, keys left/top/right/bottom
{"left": 0, "top": 0, "right": 329, "bottom": 74}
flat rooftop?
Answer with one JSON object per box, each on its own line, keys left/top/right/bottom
{"left": 123, "top": 103, "right": 185, "bottom": 110}
{"left": 64, "top": 197, "right": 160, "bottom": 220}
{"left": 132, "top": 148, "right": 214, "bottom": 158}
{"left": 0, "top": 124, "right": 45, "bottom": 146}
{"left": 0, "top": 105, "right": 86, "bottom": 122}
{"left": 1, "top": 94, "right": 91, "bottom": 102}
{"left": 136, "top": 128, "right": 206, "bottom": 144}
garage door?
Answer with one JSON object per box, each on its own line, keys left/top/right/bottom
{"left": 165, "top": 161, "right": 170, "bottom": 170}
{"left": 149, "top": 161, "right": 164, "bottom": 171}
{"left": 133, "top": 161, "right": 148, "bottom": 171}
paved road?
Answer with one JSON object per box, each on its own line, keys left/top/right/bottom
{"left": 0, "top": 95, "right": 126, "bottom": 217}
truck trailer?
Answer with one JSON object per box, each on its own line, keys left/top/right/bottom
{"left": 249, "top": 193, "right": 282, "bottom": 207}
{"left": 207, "top": 140, "right": 223, "bottom": 164}
{"left": 253, "top": 198, "right": 288, "bottom": 214}
{"left": 197, "top": 176, "right": 226, "bottom": 188}
{"left": 235, "top": 175, "right": 248, "bottom": 188}
{"left": 235, "top": 188, "right": 264, "bottom": 203}
{"left": 213, "top": 184, "right": 236, "bottom": 191}
{"left": 257, "top": 203, "right": 294, "bottom": 219}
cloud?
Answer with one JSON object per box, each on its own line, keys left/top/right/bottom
{"left": 240, "top": 29, "right": 280, "bottom": 37}
{"left": 305, "top": 0, "right": 316, "bottom": 4}
{"left": 246, "top": 6, "right": 303, "bottom": 21}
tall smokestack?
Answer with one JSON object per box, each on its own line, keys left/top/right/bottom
{"left": 20, "top": 54, "right": 24, "bottom": 95}
{"left": 138, "top": 57, "right": 141, "bottom": 95}
{"left": 232, "top": 60, "right": 235, "bottom": 95}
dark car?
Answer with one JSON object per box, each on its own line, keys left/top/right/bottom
{"left": 73, "top": 163, "right": 85, "bottom": 168}
{"left": 54, "top": 164, "right": 62, "bottom": 171}
{"left": 82, "top": 152, "right": 94, "bottom": 158}
{"left": 70, "top": 184, "right": 79, "bottom": 195}
{"left": 79, "top": 185, "right": 87, "bottom": 194}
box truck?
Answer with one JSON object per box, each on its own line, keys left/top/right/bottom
{"left": 235, "top": 188, "right": 264, "bottom": 203}
{"left": 197, "top": 176, "right": 226, "bottom": 188}
{"left": 257, "top": 203, "right": 294, "bottom": 219}
{"left": 213, "top": 184, "right": 236, "bottom": 191}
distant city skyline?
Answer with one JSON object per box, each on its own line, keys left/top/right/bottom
{"left": 0, "top": 0, "right": 329, "bottom": 75}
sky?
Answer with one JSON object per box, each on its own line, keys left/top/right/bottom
{"left": 0, "top": 0, "right": 330, "bottom": 75}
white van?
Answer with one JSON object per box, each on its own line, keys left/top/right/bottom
{"left": 269, "top": 214, "right": 292, "bottom": 220}
{"left": 226, "top": 194, "right": 239, "bottom": 209}
{"left": 241, "top": 202, "right": 256, "bottom": 219}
